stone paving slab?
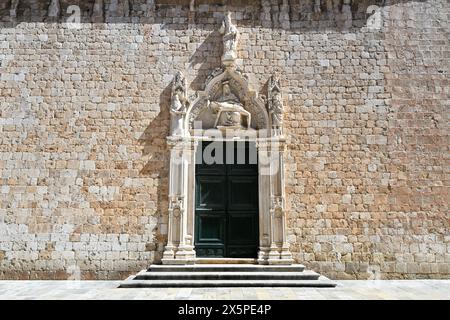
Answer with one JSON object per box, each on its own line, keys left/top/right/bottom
{"left": 0, "top": 280, "right": 449, "bottom": 300}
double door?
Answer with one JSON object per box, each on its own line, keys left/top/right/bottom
{"left": 195, "top": 141, "right": 259, "bottom": 258}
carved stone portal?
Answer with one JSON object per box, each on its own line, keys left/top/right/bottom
{"left": 162, "top": 12, "right": 292, "bottom": 265}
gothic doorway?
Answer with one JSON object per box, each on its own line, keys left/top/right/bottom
{"left": 161, "top": 13, "right": 293, "bottom": 265}
{"left": 194, "top": 141, "right": 259, "bottom": 258}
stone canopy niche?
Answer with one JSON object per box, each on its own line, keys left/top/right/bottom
{"left": 162, "top": 12, "right": 293, "bottom": 265}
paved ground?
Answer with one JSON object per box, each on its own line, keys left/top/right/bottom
{"left": 0, "top": 280, "right": 449, "bottom": 299}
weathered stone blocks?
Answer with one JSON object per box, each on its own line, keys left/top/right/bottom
{"left": 0, "top": 0, "right": 448, "bottom": 280}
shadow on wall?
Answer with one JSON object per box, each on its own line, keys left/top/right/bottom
{"left": 0, "top": 0, "right": 427, "bottom": 31}
{"left": 137, "top": 82, "right": 171, "bottom": 262}
{"left": 188, "top": 29, "right": 222, "bottom": 91}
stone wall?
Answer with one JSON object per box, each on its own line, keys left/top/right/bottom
{"left": 0, "top": 0, "right": 448, "bottom": 279}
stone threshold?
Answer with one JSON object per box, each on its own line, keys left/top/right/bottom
{"left": 195, "top": 258, "right": 257, "bottom": 264}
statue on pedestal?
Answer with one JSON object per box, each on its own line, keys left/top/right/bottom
{"left": 219, "top": 12, "right": 238, "bottom": 66}
{"left": 170, "top": 72, "right": 188, "bottom": 136}
{"left": 268, "top": 75, "right": 283, "bottom": 135}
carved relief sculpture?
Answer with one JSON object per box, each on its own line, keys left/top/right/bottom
{"left": 219, "top": 12, "right": 238, "bottom": 66}
{"left": 47, "top": 0, "right": 60, "bottom": 20}
{"left": 170, "top": 71, "right": 188, "bottom": 137}
{"left": 208, "top": 81, "right": 251, "bottom": 130}
{"left": 10, "top": 0, "right": 19, "bottom": 20}
{"left": 111, "top": 0, "right": 129, "bottom": 17}
{"left": 261, "top": 0, "right": 271, "bottom": 27}
{"left": 279, "top": 0, "right": 290, "bottom": 29}
{"left": 145, "top": 0, "right": 155, "bottom": 17}
{"left": 124, "top": 0, "right": 130, "bottom": 17}
{"left": 341, "top": 0, "right": 353, "bottom": 30}
{"left": 271, "top": 0, "right": 280, "bottom": 28}
{"left": 92, "top": 0, "right": 104, "bottom": 23}
{"left": 314, "top": 0, "right": 322, "bottom": 13}
{"left": 268, "top": 75, "right": 283, "bottom": 135}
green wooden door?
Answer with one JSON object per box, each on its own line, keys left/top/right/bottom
{"left": 195, "top": 141, "right": 259, "bottom": 258}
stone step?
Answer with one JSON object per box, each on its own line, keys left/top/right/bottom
{"left": 195, "top": 258, "right": 257, "bottom": 264}
{"left": 147, "top": 264, "right": 305, "bottom": 273}
{"left": 119, "top": 277, "right": 336, "bottom": 288}
{"left": 134, "top": 270, "right": 320, "bottom": 281}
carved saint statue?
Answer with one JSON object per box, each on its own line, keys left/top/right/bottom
{"left": 208, "top": 81, "right": 251, "bottom": 130}
{"left": 219, "top": 12, "right": 238, "bottom": 66}
{"left": 268, "top": 75, "right": 283, "bottom": 135}
{"left": 170, "top": 71, "right": 188, "bottom": 136}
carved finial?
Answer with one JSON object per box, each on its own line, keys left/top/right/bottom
{"left": 268, "top": 75, "right": 283, "bottom": 135}
{"left": 47, "top": 0, "right": 60, "bottom": 21}
{"left": 219, "top": 12, "right": 239, "bottom": 67}
{"left": 92, "top": 0, "right": 104, "bottom": 23}
{"left": 170, "top": 72, "right": 188, "bottom": 137}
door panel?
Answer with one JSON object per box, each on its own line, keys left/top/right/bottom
{"left": 197, "top": 213, "right": 226, "bottom": 242}
{"left": 195, "top": 141, "right": 259, "bottom": 258}
{"left": 196, "top": 176, "right": 226, "bottom": 210}
{"left": 228, "top": 176, "right": 258, "bottom": 211}
{"left": 228, "top": 213, "right": 258, "bottom": 244}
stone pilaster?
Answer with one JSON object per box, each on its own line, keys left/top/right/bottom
{"left": 162, "top": 138, "right": 196, "bottom": 265}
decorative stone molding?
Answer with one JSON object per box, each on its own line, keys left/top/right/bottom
{"left": 163, "top": 12, "right": 292, "bottom": 265}
{"left": 187, "top": 65, "right": 268, "bottom": 132}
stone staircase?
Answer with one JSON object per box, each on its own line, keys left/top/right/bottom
{"left": 119, "top": 264, "right": 336, "bottom": 288}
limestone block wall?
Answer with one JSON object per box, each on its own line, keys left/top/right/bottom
{"left": 0, "top": 0, "right": 448, "bottom": 279}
